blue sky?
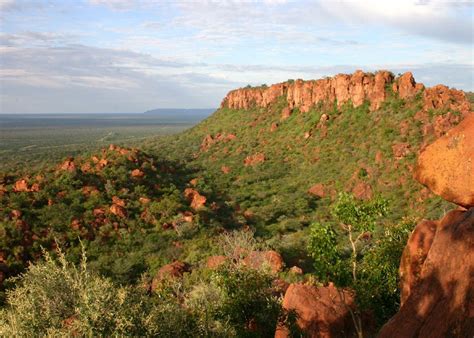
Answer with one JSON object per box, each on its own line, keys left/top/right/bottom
{"left": 0, "top": 0, "right": 472, "bottom": 113}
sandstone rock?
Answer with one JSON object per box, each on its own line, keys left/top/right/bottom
{"left": 414, "top": 115, "right": 474, "bottom": 207}
{"left": 131, "top": 169, "right": 145, "bottom": 178}
{"left": 270, "top": 122, "right": 278, "bottom": 132}
{"left": 206, "top": 255, "right": 227, "bottom": 269}
{"left": 97, "top": 158, "right": 108, "bottom": 169}
{"left": 109, "top": 204, "right": 126, "bottom": 218}
{"left": 308, "top": 183, "right": 326, "bottom": 198}
{"left": 399, "top": 219, "right": 437, "bottom": 306}
{"left": 151, "top": 261, "right": 190, "bottom": 291}
{"left": 244, "top": 153, "right": 265, "bottom": 166}
{"left": 379, "top": 208, "right": 474, "bottom": 337}
{"left": 184, "top": 188, "right": 207, "bottom": 210}
{"left": 59, "top": 158, "right": 76, "bottom": 172}
{"left": 13, "top": 179, "right": 29, "bottom": 192}
{"left": 112, "top": 196, "right": 126, "bottom": 207}
{"left": 392, "top": 72, "right": 423, "bottom": 99}
{"left": 352, "top": 181, "right": 373, "bottom": 200}
{"left": 289, "top": 266, "right": 303, "bottom": 275}
{"left": 275, "top": 283, "right": 356, "bottom": 338}
{"left": 80, "top": 162, "right": 92, "bottom": 173}
{"left": 221, "top": 71, "right": 471, "bottom": 116}
{"left": 242, "top": 250, "right": 284, "bottom": 273}
{"left": 423, "top": 85, "right": 471, "bottom": 117}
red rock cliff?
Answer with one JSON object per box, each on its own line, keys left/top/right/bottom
{"left": 220, "top": 70, "right": 471, "bottom": 114}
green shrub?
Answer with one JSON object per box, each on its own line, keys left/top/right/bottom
{"left": 0, "top": 246, "right": 198, "bottom": 337}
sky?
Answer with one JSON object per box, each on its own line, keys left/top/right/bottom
{"left": 0, "top": 0, "right": 472, "bottom": 113}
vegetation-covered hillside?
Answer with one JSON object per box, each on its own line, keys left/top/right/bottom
{"left": 1, "top": 71, "right": 472, "bottom": 336}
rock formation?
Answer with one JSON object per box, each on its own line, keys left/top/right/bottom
{"left": 414, "top": 115, "right": 474, "bottom": 208}
{"left": 275, "top": 283, "right": 356, "bottom": 338}
{"left": 221, "top": 71, "right": 470, "bottom": 117}
{"left": 242, "top": 250, "right": 284, "bottom": 274}
{"left": 379, "top": 112, "right": 474, "bottom": 337}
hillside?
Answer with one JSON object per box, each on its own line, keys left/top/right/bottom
{"left": 1, "top": 70, "right": 472, "bottom": 336}
{"left": 147, "top": 71, "right": 470, "bottom": 255}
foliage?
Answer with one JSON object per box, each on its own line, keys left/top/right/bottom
{"left": 307, "top": 222, "right": 347, "bottom": 284}
{"left": 355, "top": 218, "right": 415, "bottom": 324}
{"left": 0, "top": 247, "right": 199, "bottom": 337}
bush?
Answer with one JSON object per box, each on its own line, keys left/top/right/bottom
{"left": 0, "top": 246, "right": 198, "bottom": 337}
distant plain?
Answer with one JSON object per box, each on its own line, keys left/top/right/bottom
{"left": 0, "top": 113, "right": 207, "bottom": 172}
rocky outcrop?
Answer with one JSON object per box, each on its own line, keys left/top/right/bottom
{"left": 242, "top": 250, "right": 284, "bottom": 274}
{"left": 414, "top": 115, "right": 474, "bottom": 208}
{"left": 379, "top": 208, "right": 474, "bottom": 337}
{"left": 392, "top": 72, "right": 424, "bottom": 99}
{"left": 275, "top": 283, "right": 356, "bottom": 338}
{"left": 221, "top": 71, "right": 471, "bottom": 118}
{"left": 222, "top": 70, "right": 395, "bottom": 112}
{"left": 184, "top": 188, "right": 207, "bottom": 210}
{"left": 308, "top": 183, "right": 326, "bottom": 198}
{"left": 379, "top": 113, "right": 474, "bottom": 337}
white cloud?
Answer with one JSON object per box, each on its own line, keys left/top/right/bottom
{"left": 320, "top": 0, "right": 473, "bottom": 44}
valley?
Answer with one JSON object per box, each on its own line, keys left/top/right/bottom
{"left": 0, "top": 71, "right": 472, "bottom": 337}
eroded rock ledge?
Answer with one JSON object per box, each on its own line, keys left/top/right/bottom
{"left": 220, "top": 70, "right": 470, "bottom": 115}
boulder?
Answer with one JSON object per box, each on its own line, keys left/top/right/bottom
{"left": 392, "top": 72, "right": 423, "bottom": 99}
{"left": 13, "top": 179, "right": 29, "bottom": 192}
{"left": 151, "top": 261, "right": 190, "bottom": 291}
{"left": 59, "top": 158, "right": 76, "bottom": 172}
{"left": 352, "top": 181, "right": 373, "bottom": 200}
{"left": 414, "top": 115, "right": 474, "bottom": 207}
{"left": 275, "top": 283, "right": 356, "bottom": 338}
{"left": 184, "top": 188, "right": 207, "bottom": 210}
{"left": 379, "top": 208, "right": 474, "bottom": 337}
{"left": 131, "top": 169, "right": 145, "bottom": 178}
{"left": 109, "top": 204, "right": 126, "bottom": 218}
{"left": 242, "top": 250, "right": 284, "bottom": 273}
{"left": 399, "top": 219, "right": 437, "bottom": 305}
{"left": 308, "top": 183, "right": 326, "bottom": 198}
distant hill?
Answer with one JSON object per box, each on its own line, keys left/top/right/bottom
{"left": 143, "top": 108, "right": 215, "bottom": 121}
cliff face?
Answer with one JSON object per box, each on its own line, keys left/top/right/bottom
{"left": 221, "top": 70, "right": 471, "bottom": 115}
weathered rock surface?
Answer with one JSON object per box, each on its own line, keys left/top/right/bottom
{"left": 379, "top": 208, "right": 474, "bottom": 337}
{"left": 275, "top": 283, "right": 355, "bottom": 338}
{"left": 220, "top": 71, "right": 471, "bottom": 121}
{"left": 151, "top": 261, "right": 190, "bottom": 291}
{"left": 308, "top": 183, "right": 326, "bottom": 198}
{"left": 184, "top": 188, "right": 207, "bottom": 210}
{"left": 399, "top": 219, "right": 437, "bottom": 306}
{"left": 414, "top": 115, "right": 474, "bottom": 208}
{"left": 242, "top": 250, "right": 284, "bottom": 273}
